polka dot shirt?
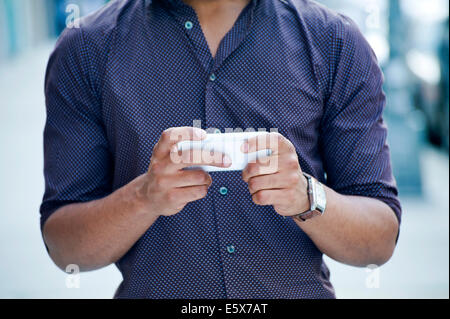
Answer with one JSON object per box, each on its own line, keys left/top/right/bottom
{"left": 41, "top": 0, "right": 401, "bottom": 299}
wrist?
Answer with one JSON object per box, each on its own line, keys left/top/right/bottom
{"left": 294, "top": 173, "right": 327, "bottom": 222}
{"left": 132, "top": 174, "right": 161, "bottom": 219}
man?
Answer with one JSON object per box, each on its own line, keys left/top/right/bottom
{"left": 41, "top": 0, "right": 401, "bottom": 298}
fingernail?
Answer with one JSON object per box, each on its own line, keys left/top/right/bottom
{"left": 170, "top": 145, "right": 178, "bottom": 153}
{"left": 242, "top": 142, "right": 249, "bottom": 153}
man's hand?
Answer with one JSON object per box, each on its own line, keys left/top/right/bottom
{"left": 242, "top": 132, "right": 399, "bottom": 267}
{"left": 139, "top": 127, "right": 232, "bottom": 217}
{"left": 43, "top": 126, "right": 231, "bottom": 271}
{"left": 241, "top": 132, "right": 309, "bottom": 217}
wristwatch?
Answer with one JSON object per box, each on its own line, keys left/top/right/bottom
{"left": 295, "top": 173, "right": 327, "bottom": 222}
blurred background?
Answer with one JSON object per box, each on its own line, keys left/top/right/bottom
{"left": 0, "top": 0, "right": 448, "bottom": 298}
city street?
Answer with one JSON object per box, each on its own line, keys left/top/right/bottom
{"left": 0, "top": 44, "right": 448, "bottom": 299}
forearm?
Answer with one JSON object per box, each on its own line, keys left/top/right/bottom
{"left": 43, "top": 174, "right": 157, "bottom": 272}
{"left": 295, "top": 186, "right": 399, "bottom": 267}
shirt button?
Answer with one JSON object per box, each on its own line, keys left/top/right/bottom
{"left": 219, "top": 187, "right": 228, "bottom": 195}
{"left": 185, "top": 21, "right": 193, "bottom": 30}
{"left": 226, "top": 245, "right": 236, "bottom": 254}
{"left": 209, "top": 73, "right": 217, "bottom": 82}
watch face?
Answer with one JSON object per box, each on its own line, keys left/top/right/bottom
{"left": 314, "top": 181, "right": 327, "bottom": 213}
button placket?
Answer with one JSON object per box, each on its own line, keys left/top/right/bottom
{"left": 171, "top": 8, "right": 212, "bottom": 73}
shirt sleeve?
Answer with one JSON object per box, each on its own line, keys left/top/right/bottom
{"left": 40, "top": 26, "right": 113, "bottom": 229}
{"left": 320, "top": 17, "right": 402, "bottom": 223}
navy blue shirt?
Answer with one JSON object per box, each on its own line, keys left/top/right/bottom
{"left": 41, "top": 0, "right": 401, "bottom": 298}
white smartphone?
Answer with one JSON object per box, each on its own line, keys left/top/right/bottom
{"left": 176, "top": 131, "right": 272, "bottom": 172}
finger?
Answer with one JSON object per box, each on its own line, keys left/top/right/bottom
{"left": 153, "top": 127, "right": 207, "bottom": 159}
{"left": 242, "top": 155, "right": 280, "bottom": 181}
{"left": 169, "top": 148, "right": 232, "bottom": 170}
{"left": 169, "top": 185, "right": 210, "bottom": 205}
{"left": 242, "top": 153, "right": 300, "bottom": 181}
{"left": 247, "top": 172, "right": 301, "bottom": 195}
{"left": 241, "top": 132, "right": 295, "bottom": 156}
{"left": 252, "top": 189, "right": 291, "bottom": 206}
{"left": 172, "top": 170, "right": 212, "bottom": 188}
{"left": 153, "top": 170, "right": 212, "bottom": 189}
